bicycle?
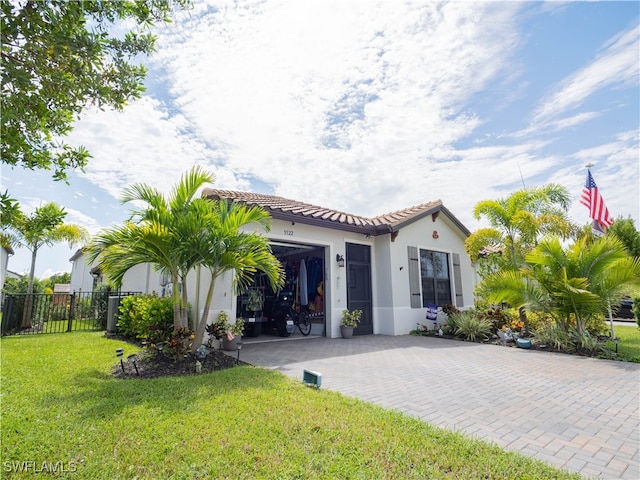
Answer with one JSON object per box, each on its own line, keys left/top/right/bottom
{"left": 287, "top": 307, "right": 312, "bottom": 336}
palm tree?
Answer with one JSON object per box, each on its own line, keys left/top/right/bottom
{"left": 186, "top": 199, "right": 285, "bottom": 352}
{"left": 480, "top": 236, "right": 640, "bottom": 337}
{"left": 8, "top": 202, "right": 88, "bottom": 327}
{"left": 466, "top": 184, "right": 573, "bottom": 335}
{"left": 466, "top": 183, "right": 572, "bottom": 265}
{"left": 87, "top": 166, "right": 214, "bottom": 330}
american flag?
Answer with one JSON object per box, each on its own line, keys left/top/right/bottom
{"left": 579, "top": 170, "right": 613, "bottom": 228}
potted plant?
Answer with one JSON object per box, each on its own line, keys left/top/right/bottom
{"left": 205, "top": 311, "right": 229, "bottom": 349}
{"left": 340, "top": 309, "right": 362, "bottom": 339}
{"left": 222, "top": 317, "right": 245, "bottom": 351}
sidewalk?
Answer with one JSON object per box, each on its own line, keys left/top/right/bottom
{"left": 234, "top": 335, "right": 640, "bottom": 479}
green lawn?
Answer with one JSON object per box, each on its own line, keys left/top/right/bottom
{"left": 0, "top": 332, "right": 581, "bottom": 479}
{"left": 606, "top": 324, "right": 640, "bottom": 362}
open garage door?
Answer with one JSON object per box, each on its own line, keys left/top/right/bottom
{"left": 237, "top": 241, "right": 325, "bottom": 341}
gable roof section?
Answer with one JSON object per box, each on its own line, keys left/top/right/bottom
{"left": 69, "top": 248, "right": 84, "bottom": 262}
{"left": 202, "top": 189, "right": 470, "bottom": 237}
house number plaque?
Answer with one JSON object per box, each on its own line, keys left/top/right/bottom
{"left": 284, "top": 230, "right": 294, "bottom": 236}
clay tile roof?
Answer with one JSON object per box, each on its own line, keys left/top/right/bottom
{"left": 373, "top": 201, "right": 443, "bottom": 228}
{"left": 202, "top": 189, "right": 469, "bottom": 237}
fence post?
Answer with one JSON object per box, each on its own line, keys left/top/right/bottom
{"left": 67, "top": 293, "right": 75, "bottom": 332}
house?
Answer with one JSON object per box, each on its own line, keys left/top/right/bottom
{"left": 69, "top": 248, "right": 165, "bottom": 295}
{"left": 1, "top": 244, "right": 14, "bottom": 310}
{"left": 204, "top": 190, "right": 476, "bottom": 337}
{"left": 70, "top": 190, "right": 477, "bottom": 339}
{"left": 52, "top": 283, "right": 71, "bottom": 306}
{"left": 1, "top": 244, "right": 13, "bottom": 290}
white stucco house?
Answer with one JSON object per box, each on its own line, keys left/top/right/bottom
{"left": 70, "top": 190, "right": 477, "bottom": 339}
{"left": 1, "top": 244, "right": 14, "bottom": 310}
{"left": 1, "top": 244, "right": 13, "bottom": 289}
{"left": 70, "top": 248, "right": 166, "bottom": 295}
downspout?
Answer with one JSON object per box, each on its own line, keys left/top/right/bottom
{"left": 145, "top": 263, "right": 150, "bottom": 294}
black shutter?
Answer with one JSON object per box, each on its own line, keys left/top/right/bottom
{"left": 452, "top": 253, "right": 464, "bottom": 307}
{"left": 408, "top": 246, "right": 421, "bottom": 308}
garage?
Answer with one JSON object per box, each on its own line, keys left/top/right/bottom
{"left": 238, "top": 241, "right": 326, "bottom": 341}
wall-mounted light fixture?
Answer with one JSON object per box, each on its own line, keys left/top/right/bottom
{"left": 336, "top": 254, "right": 345, "bottom": 267}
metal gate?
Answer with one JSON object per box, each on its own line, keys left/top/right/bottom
{"left": 1, "top": 292, "right": 138, "bottom": 336}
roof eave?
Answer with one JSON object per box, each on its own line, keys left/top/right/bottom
{"left": 268, "top": 209, "right": 379, "bottom": 235}
{"left": 381, "top": 204, "right": 470, "bottom": 237}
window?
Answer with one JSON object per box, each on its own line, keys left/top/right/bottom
{"left": 408, "top": 247, "right": 464, "bottom": 309}
{"left": 419, "top": 250, "right": 451, "bottom": 307}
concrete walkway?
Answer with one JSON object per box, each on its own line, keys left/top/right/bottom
{"left": 233, "top": 335, "right": 639, "bottom": 479}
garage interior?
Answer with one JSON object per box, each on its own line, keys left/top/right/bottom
{"left": 237, "top": 241, "right": 325, "bottom": 343}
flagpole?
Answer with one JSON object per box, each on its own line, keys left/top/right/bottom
{"left": 583, "top": 163, "right": 615, "bottom": 339}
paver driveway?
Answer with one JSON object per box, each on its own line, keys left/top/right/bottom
{"left": 235, "top": 334, "right": 639, "bottom": 479}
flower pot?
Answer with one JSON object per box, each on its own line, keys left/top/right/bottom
{"left": 208, "top": 337, "right": 222, "bottom": 350}
{"left": 340, "top": 325, "right": 354, "bottom": 339}
{"left": 223, "top": 336, "right": 241, "bottom": 351}
{"left": 516, "top": 338, "right": 532, "bottom": 349}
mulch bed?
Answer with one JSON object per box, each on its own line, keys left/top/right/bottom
{"left": 421, "top": 332, "right": 614, "bottom": 357}
{"left": 111, "top": 348, "right": 243, "bottom": 379}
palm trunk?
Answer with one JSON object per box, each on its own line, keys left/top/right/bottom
{"left": 191, "top": 275, "right": 216, "bottom": 353}
{"left": 171, "top": 273, "right": 181, "bottom": 331}
{"left": 180, "top": 273, "right": 189, "bottom": 329}
{"left": 21, "top": 247, "right": 38, "bottom": 328}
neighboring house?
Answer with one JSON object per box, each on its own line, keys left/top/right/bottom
{"left": 52, "top": 283, "right": 71, "bottom": 306}
{"left": 70, "top": 190, "right": 477, "bottom": 338}
{"left": 69, "top": 248, "right": 95, "bottom": 293}
{"left": 1, "top": 244, "right": 13, "bottom": 291}
{"left": 6, "top": 270, "right": 21, "bottom": 281}
{"left": 70, "top": 248, "right": 165, "bottom": 295}
{"left": 1, "top": 245, "right": 15, "bottom": 310}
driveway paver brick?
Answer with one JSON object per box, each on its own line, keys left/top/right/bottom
{"left": 234, "top": 334, "right": 640, "bottom": 479}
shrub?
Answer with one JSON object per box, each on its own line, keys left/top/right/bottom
{"left": 532, "top": 323, "right": 573, "bottom": 350}
{"left": 443, "top": 311, "right": 462, "bottom": 335}
{"left": 573, "top": 332, "right": 603, "bottom": 354}
{"left": 585, "top": 314, "right": 608, "bottom": 336}
{"left": 206, "top": 311, "right": 230, "bottom": 342}
{"left": 452, "top": 311, "right": 492, "bottom": 342}
{"left": 166, "top": 327, "right": 194, "bottom": 358}
{"left": 117, "top": 294, "right": 173, "bottom": 342}
{"left": 632, "top": 296, "right": 640, "bottom": 327}
{"left": 518, "top": 310, "right": 552, "bottom": 332}
{"left": 441, "top": 303, "right": 460, "bottom": 316}
{"left": 480, "top": 307, "right": 513, "bottom": 332}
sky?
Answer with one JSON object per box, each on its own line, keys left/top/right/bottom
{"left": 2, "top": 0, "right": 639, "bottom": 279}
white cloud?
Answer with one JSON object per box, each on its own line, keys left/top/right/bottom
{"left": 4, "top": 0, "right": 639, "bottom": 279}
{"left": 531, "top": 24, "right": 639, "bottom": 127}
{"left": 146, "top": 0, "right": 523, "bottom": 220}
{"left": 68, "top": 97, "right": 248, "bottom": 200}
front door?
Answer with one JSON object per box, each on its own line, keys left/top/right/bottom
{"left": 346, "top": 243, "right": 372, "bottom": 335}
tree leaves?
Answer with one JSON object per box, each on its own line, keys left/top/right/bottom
{"left": 1, "top": 0, "right": 189, "bottom": 182}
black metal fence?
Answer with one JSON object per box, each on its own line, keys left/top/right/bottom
{"left": 1, "top": 291, "right": 138, "bottom": 336}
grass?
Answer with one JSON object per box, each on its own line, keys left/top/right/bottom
{"left": 605, "top": 324, "right": 640, "bottom": 362}
{"left": 0, "top": 332, "right": 582, "bottom": 479}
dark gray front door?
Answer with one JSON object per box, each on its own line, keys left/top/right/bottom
{"left": 346, "top": 243, "right": 372, "bottom": 335}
